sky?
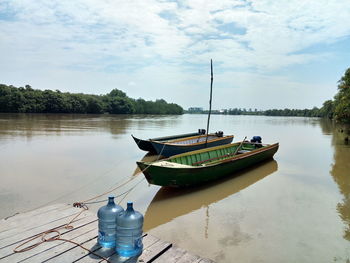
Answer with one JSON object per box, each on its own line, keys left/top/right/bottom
{"left": 1, "top": 0, "right": 350, "bottom": 110}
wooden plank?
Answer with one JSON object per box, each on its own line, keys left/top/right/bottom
{"left": 152, "top": 246, "right": 186, "bottom": 263}
{"left": 198, "top": 258, "right": 216, "bottom": 263}
{"left": 0, "top": 204, "right": 69, "bottom": 232}
{"left": 0, "top": 208, "right": 92, "bottom": 250}
{"left": 45, "top": 223, "right": 155, "bottom": 263}
{"left": 138, "top": 239, "right": 172, "bottom": 263}
{"left": 0, "top": 205, "right": 82, "bottom": 241}
{"left": 0, "top": 213, "right": 97, "bottom": 260}
{"left": 0, "top": 204, "right": 216, "bottom": 263}
{"left": 44, "top": 236, "right": 102, "bottom": 263}
{"left": 19, "top": 223, "right": 98, "bottom": 263}
{"left": 71, "top": 234, "right": 159, "bottom": 263}
{"left": 175, "top": 252, "right": 201, "bottom": 263}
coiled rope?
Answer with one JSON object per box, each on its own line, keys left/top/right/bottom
{"left": 12, "top": 141, "right": 167, "bottom": 262}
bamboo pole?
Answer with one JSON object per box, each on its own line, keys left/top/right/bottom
{"left": 205, "top": 59, "right": 213, "bottom": 145}
{"left": 233, "top": 136, "right": 247, "bottom": 155}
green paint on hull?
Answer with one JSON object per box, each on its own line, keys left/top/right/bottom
{"left": 137, "top": 142, "right": 279, "bottom": 187}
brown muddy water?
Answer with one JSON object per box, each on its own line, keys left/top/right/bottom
{"left": 0, "top": 113, "right": 349, "bottom": 262}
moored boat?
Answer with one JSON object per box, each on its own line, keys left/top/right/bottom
{"left": 150, "top": 132, "right": 234, "bottom": 157}
{"left": 137, "top": 140, "right": 279, "bottom": 187}
{"left": 143, "top": 160, "right": 278, "bottom": 230}
{"left": 131, "top": 129, "right": 206, "bottom": 153}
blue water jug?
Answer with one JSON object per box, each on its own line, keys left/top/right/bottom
{"left": 97, "top": 196, "right": 124, "bottom": 248}
{"left": 116, "top": 202, "right": 144, "bottom": 257}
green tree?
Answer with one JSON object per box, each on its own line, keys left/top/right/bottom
{"left": 109, "top": 89, "right": 127, "bottom": 98}
{"left": 320, "top": 100, "right": 334, "bottom": 119}
{"left": 108, "top": 97, "right": 135, "bottom": 114}
{"left": 86, "top": 96, "right": 104, "bottom": 114}
{"left": 334, "top": 68, "right": 350, "bottom": 123}
{"left": 0, "top": 84, "right": 183, "bottom": 115}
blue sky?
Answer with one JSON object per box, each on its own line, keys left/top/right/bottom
{"left": 0, "top": 0, "right": 350, "bottom": 110}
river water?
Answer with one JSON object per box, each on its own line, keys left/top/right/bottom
{"left": 0, "top": 113, "right": 349, "bottom": 262}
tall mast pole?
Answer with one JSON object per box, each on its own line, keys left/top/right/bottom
{"left": 205, "top": 59, "right": 213, "bottom": 145}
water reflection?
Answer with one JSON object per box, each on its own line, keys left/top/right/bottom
{"left": 131, "top": 153, "right": 161, "bottom": 176}
{"left": 320, "top": 120, "right": 350, "bottom": 241}
{"left": 144, "top": 160, "right": 278, "bottom": 231}
{"left": 0, "top": 113, "right": 135, "bottom": 139}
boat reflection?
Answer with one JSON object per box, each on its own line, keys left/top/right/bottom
{"left": 144, "top": 159, "right": 278, "bottom": 231}
{"left": 132, "top": 153, "right": 162, "bottom": 176}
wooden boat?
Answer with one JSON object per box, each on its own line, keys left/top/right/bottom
{"left": 131, "top": 130, "right": 206, "bottom": 153}
{"left": 150, "top": 133, "right": 234, "bottom": 157}
{"left": 143, "top": 160, "right": 278, "bottom": 230}
{"left": 134, "top": 61, "right": 233, "bottom": 157}
{"left": 137, "top": 141, "right": 279, "bottom": 187}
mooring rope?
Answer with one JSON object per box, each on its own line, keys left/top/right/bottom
{"left": 73, "top": 145, "right": 165, "bottom": 208}
{"left": 11, "top": 134, "right": 169, "bottom": 262}
{"left": 12, "top": 140, "right": 166, "bottom": 260}
{"left": 18, "top": 137, "right": 149, "bottom": 214}
{"left": 12, "top": 177, "right": 147, "bottom": 261}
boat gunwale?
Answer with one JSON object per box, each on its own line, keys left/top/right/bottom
{"left": 198, "top": 143, "right": 279, "bottom": 167}
{"left": 131, "top": 132, "right": 200, "bottom": 143}
{"left": 151, "top": 134, "right": 234, "bottom": 147}
{"left": 139, "top": 142, "right": 279, "bottom": 169}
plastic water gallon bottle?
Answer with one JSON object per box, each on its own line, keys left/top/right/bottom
{"left": 97, "top": 196, "right": 124, "bottom": 248}
{"left": 116, "top": 202, "right": 144, "bottom": 257}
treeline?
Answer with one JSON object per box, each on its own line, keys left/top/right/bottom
{"left": 192, "top": 107, "right": 325, "bottom": 117}
{"left": 213, "top": 68, "right": 350, "bottom": 123}
{"left": 264, "top": 107, "right": 323, "bottom": 117}
{"left": 0, "top": 84, "right": 183, "bottom": 115}
{"left": 263, "top": 68, "right": 349, "bottom": 122}
{"left": 262, "top": 68, "right": 350, "bottom": 122}
{"left": 225, "top": 108, "right": 323, "bottom": 117}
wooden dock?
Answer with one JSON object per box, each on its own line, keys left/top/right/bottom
{"left": 0, "top": 204, "right": 215, "bottom": 263}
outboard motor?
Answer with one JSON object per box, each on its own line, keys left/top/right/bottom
{"left": 250, "top": 136, "right": 262, "bottom": 148}
{"left": 215, "top": 131, "right": 224, "bottom": 137}
{"left": 198, "top": 129, "right": 206, "bottom": 135}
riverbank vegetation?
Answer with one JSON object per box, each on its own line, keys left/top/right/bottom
{"left": 188, "top": 68, "right": 350, "bottom": 123}
{"left": 0, "top": 84, "right": 183, "bottom": 115}
{"left": 262, "top": 68, "right": 350, "bottom": 123}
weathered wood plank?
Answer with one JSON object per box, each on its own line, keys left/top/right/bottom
{"left": 70, "top": 233, "right": 159, "bottom": 263}
{"left": 0, "top": 204, "right": 216, "bottom": 263}
{"left": 175, "top": 252, "right": 201, "bottom": 263}
{"left": 0, "top": 205, "right": 81, "bottom": 242}
{"left": 198, "top": 258, "right": 216, "bottom": 263}
{"left": 138, "top": 239, "right": 172, "bottom": 263}
{"left": 44, "top": 236, "right": 101, "bottom": 263}
{"left": 0, "top": 204, "right": 69, "bottom": 232}
{"left": 152, "top": 246, "right": 187, "bottom": 263}
{"left": 0, "top": 213, "right": 96, "bottom": 260}
{"left": 0, "top": 208, "right": 91, "bottom": 251}
{"left": 10, "top": 221, "right": 98, "bottom": 262}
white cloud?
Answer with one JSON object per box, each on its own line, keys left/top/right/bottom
{"left": 0, "top": 0, "right": 349, "bottom": 109}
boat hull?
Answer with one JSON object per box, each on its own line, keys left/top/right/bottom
{"left": 131, "top": 132, "right": 202, "bottom": 153}
{"left": 151, "top": 135, "right": 234, "bottom": 157}
{"left": 137, "top": 143, "right": 279, "bottom": 187}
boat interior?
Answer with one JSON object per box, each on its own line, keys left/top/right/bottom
{"left": 168, "top": 142, "right": 263, "bottom": 167}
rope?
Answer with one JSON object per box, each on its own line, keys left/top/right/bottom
{"left": 72, "top": 137, "right": 163, "bottom": 208}
{"left": 14, "top": 225, "right": 111, "bottom": 262}
{"left": 12, "top": 138, "right": 164, "bottom": 260}
{"left": 118, "top": 178, "right": 145, "bottom": 205}
{"left": 12, "top": 175, "right": 146, "bottom": 260}
{"left": 20, "top": 136, "right": 148, "bottom": 214}
{"left": 74, "top": 177, "right": 145, "bottom": 207}
{"left": 79, "top": 141, "right": 166, "bottom": 207}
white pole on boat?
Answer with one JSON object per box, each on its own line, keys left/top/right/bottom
{"left": 205, "top": 59, "right": 213, "bottom": 145}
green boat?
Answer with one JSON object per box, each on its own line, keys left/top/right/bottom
{"left": 136, "top": 141, "right": 279, "bottom": 187}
